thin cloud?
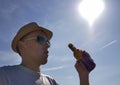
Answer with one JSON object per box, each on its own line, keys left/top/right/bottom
{"left": 42, "top": 65, "right": 68, "bottom": 72}
{"left": 100, "top": 40, "right": 117, "bottom": 50}
{"left": 0, "top": 51, "right": 21, "bottom": 66}
{"left": 1, "top": 4, "right": 18, "bottom": 17}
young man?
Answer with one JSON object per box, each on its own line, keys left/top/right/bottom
{"left": 0, "top": 22, "right": 95, "bottom": 85}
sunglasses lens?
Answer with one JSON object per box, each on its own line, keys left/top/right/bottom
{"left": 37, "top": 36, "right": 50, "bottom": 46}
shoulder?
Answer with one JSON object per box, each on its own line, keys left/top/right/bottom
{"left": 0, "top": 66, "right": 11, "bottom": 84}
{"left": 0, "top": 65, "right": 17, "bottom": 70}
{"left": 0, "top": 65, "right": 20, "bottom": 74}
{"left": 0, "top": 66, "right": 6, "bottom": 75}
{"left": 0, "top": 66, "right": 10, "bottom": 73}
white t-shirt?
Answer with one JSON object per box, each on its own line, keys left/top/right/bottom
{"left": 0, "top": 65, "right": 59, "bottom": 85}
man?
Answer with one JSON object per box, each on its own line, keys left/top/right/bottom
{"left": 0, "top": 22, "right": 95, "bottom": 85}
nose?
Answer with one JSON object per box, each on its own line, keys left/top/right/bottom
{"left": 46, "top": 40, "right": 50, "bottom": 47}
{"left": 45, "top": 41, "right": 50, "bottom": 48}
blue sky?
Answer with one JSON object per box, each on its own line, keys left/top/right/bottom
{"left": 0, "top": 0, "right": 120, "bottom": 85}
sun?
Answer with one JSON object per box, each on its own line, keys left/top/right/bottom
{"left": 78, "top": 0, "right": 105, "bottom": 27}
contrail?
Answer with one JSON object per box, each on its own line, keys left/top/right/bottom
{"left": 42, "top": 65, "right": 68, "bottom": 72}
{"left": 100, "top": 40, "right": 117, "bottom": 50}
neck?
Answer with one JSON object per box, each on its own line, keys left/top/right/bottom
{"left": 21, "top": 62, "right": 40, "bottom": 72}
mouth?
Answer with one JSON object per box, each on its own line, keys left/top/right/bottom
{"left": 44, "top": 50, "right": 49, "bottom": 56}
{"left": 44, "top": 50, "right": 48, "bottom": 53}
{"left": 41, "top": 48, "right": 49, "bottom": 57}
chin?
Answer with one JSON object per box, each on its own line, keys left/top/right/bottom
{"left": 41, "top": 60, "right": 48, "bottom": 65}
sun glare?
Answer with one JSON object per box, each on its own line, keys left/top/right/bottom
{"left": 78, "top": 0, "right": 105, "bottom": 27}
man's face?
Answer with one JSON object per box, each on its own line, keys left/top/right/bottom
{"left": 19, "top": 31, "right": 50, "bottom": 65}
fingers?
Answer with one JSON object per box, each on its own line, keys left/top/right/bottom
{"left": 75, "top": 60, "right": 89, "bottom": 75}
{"left": 82, "top": 51, "right": 90, "bottom": 58}
{"left": 82, "top": 51, "right": 96, "bottom": 72}
{"left": 82, "top": 51, "right": 94, "bottom": 62}
{"left": 73, "top": 49, "right": 96, "bottom": 73}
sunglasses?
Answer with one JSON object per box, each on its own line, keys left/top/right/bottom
{"left": 24, "top": 36, "right": 50, "bottom": 46}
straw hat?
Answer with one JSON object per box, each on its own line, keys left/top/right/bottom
{"left": 11, "top": 22, "right": 53, "bottom": 53}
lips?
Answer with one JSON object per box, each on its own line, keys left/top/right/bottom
{"left": 43, "top": 50, "right": 48, "bottom": 55}
{"left": 45, "top": 51, "right": 48, "bottom": 54}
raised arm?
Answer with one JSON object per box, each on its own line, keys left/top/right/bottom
{"left": 68, "top": 43, "right": 96, "bottom": 85}
{"left": 75, "top": 60, "right": 89, "bottom": 85}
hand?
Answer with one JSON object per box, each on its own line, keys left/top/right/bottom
{"left": 75, "top": 60, "right": 89, "bottom": 76}
{"left": 81, "top": 51, "right": 96, "bottom": 72}
{"left": 74, "top": 50, "right": 95, "bottom": 85}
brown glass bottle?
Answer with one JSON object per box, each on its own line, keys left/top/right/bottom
{"left": 68, "top": 43, "right": 96, "bottom": 72}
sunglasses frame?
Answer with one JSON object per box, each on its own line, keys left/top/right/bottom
{"left": 24, "top": 36, "right": 50, "bottom": 46}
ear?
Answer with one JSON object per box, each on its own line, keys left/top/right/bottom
{"left": 17, "top": 41, "right": 25, "bottom": 51}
